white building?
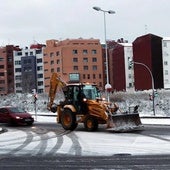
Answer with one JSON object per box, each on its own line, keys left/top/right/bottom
{"left": 13, "top": 44, "right": 45, "bottom": 93}
{"left": 121, "top": 43, "right": 134, "bottom": 91}
{"left": 162, "top": 37, "right": 170, "bottom": 89}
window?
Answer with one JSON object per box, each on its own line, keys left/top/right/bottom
{"left": 37, "top": 58, "right": 42, "bottom": 63}
{"left": 0, "top": 80, "right": 5, "bottom": 84}
{"left": 37, "top": 66, "right": 42, "bottom": 71}
{"left": 83, "top": 58, "right": 88, "bottom": 63}
{"left": 73, "top": 66, "right": 78, "bottom": 70}
{"left": 84, "top": 66, "right": 88, "bottom": 70}
{"left": 0, "top": 57, "right": 4, "bottom": 61}
{"left": 0, "top": 72, "right": 4, "bottom": 76}
{"left": 83, "top": 74, "right": 86, "bottom": 79}
{"left": 93, "top": 74, "right": 96, "bottom": 79}
{"left": 73, "top": 49, "right": 78, "bottom": 54}
{"left": 73, "top": 58, "right": 78, "bottom": 62}
{"left": 57, "top": 67, "right": 60, "bottom": 72}
{"left": 163, "top": 42, "right": 167, "bottom": 47}
{"left": 38, "top": 74, "right": 43, "bottom": 78}
{"left": 50, "top": 52, "right": 54, "bottom": 57}
{"left": 129, "top": 83, "right": 132, "bottom": 87}
{"left": 56, "top": 51, "right": 60, "bottom": 56}
{"left": 15, "top": 75, "right": 21, "bottom": 80}
{"left": 36, "top": 49, "right": 42, "bottom": 54}
{"left": 92, "top": 65, "right": 97, "bottom": 70}
{"left": 17, "top": 52, "right": 22, "bottom": 56}
{"left": 30, "top": 51, "right": 33, "bottom": 55}
{"left": 38, "top": 81, "right": 43, "bottom": 86}
{"left": 51, "top": 60, "right": 54, "bottom": 65}
{"left": 92, "top": 57, "right": 97, "bottom": 62}
{"left": 16, "top": 83, "right": 21, "bottom": 87}
{"left": 164, "top": 61, "right": 168, "bottom": 65}
{"left": 8, "top": 56, "right": 12, "bottom": 62}
{"left": 83, "top": 49, "right": 88, "bottom": 55}
{"left": 87, "top": 74, "right": 90, "bottom": 79}
{"left": 92, "top": 49, "right": 97, "bottom": 54}
{"left": 128, "top": 74, "right": 132, "bottom": 78}
{"left": 24, "top": 66, "right": 32, "bottom": 72}
{"left": 0, "top": 65, "right": 4, "bottom": 69}
{"left": 165, "top": 79, "right": 169, "bottom": 83}
{"left": 23, "top": 59, "right": 31, "bottom": 64}
{"left": 165, "top": 70, "right": 168, "bottom": 75}
{"left": 99, "top": 74, "right": 102, "bottom": 79}
{"left": 15, "top": 68, "right": 21, "bottom": 72}
{"left": 57, "top": 59, "right": 60, "bottom": 64}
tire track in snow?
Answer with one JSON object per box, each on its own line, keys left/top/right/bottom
{"left": 3, "top": 131, "right": 34, "bottom": 155}
{"left": 0, "top": 127, "right": 73, "bottom": 156}
{"left": 66, "top": 132, "right": 82, "bottom": 155}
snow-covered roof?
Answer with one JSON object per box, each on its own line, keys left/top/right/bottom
{"left": 162, "top": 37, "right": 170, "bottom": 41}
{"left": 118, "top": 42, "right": 132, "bottom": 47}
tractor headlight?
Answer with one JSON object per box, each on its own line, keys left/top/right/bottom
{"left": 102, "top": 97, "right": 106, "bottom": 101}
{"left": 83, "top": 98, "right": 87, "bottom": 102}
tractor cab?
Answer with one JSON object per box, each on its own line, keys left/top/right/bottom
{"left": 62, "top": 83, "right": 101, "bottom": 113}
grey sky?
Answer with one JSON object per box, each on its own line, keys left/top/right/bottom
{"left": 0, "top": 0, "right": 170, "bottom": 47}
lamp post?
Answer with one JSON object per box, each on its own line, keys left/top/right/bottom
{"left": 93, "top": 6, "right": 115, "bottom": 102}
{"left": 132, "top": 61, "right": 155, "bottom": 116}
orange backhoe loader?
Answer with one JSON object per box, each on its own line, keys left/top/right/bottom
{"left": 47, "top": 73, "right": 143, "bottom": 132}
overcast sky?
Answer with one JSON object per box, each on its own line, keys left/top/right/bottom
{"left": 1, "top": 0, "right": 170, "bottom": 47}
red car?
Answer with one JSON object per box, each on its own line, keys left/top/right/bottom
{"left": 0, "top": 106, "right": 34, "bottom": 126}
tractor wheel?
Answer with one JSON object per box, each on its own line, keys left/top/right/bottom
{"left": 84, "top": 116, "right": 98, "bottom": 131}
{"left": 61, "top": 109, "right": 78, "bottom": 131}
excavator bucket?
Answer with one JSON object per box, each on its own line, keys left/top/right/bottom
{"left": 107, "top": 113, "right": 143, "bottom": 132}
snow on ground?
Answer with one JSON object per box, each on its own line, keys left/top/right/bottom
{"left": 1, "top": 113, "right": 170, "bottom": 156}
{"left": 1, "top": 91, "right": 170, "bottom": 156}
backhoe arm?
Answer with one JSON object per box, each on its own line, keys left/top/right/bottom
{"left": 47, "top": 73, "right": 66, "bottom": 111}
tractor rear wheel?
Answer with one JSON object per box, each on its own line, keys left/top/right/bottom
{"left": 61, "top": 109, "right": 78, "bottom": 131}
{"left": 84, "top": 116, "right": 98, "bottom": 131}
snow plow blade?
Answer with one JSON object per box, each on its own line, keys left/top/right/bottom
{"left": 107, "top": 113, "right": 143, "bottom": 132}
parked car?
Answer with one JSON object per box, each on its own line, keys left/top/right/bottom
{"left": 0, "top": 106, "right": 34, "bottom": 126}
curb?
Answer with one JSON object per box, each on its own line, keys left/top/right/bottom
{"left": 141, "top": 116, "right": 170, "bottom": 119}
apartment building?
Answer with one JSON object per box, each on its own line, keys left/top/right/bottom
{"left": 0, "top": 45, "right": 18, "bottom": 95}
{"left": 162, "top": 37, "right": 170, "bottom": 89}
{"left": 43, "top": 38, "right": 104, "bottom": 93}
{"left": 133, "top": 34, "right": 164, "bottom": 90}
{"left": 13, "top": 44, "right": 45, "bottom": 93}
{"left": 108, "top": 41, "right": 134, "bottom": 91}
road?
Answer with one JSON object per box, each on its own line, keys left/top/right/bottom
{"left": 0, "top": 122, "right": 170, "bottom": 169}
{"left": 1, "top": 154, "right": 170, "bottom": 170}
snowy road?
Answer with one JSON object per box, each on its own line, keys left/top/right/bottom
{"left": 0, "top": 115, "right": 170, "bottom": 157}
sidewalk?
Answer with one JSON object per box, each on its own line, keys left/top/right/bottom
{"left": 141, "top": 116, "right": 170, "bottom": 125}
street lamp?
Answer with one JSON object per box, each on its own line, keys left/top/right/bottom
{"left": 132, "top": 61, "right": 155, "bottom": 116}
{"left": 93, "top": 6, "right": 115, "bottom": 102}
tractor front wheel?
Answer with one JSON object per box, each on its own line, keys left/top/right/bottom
{"left": 84, "top": 116, "right": 98, "bottom": 131}
{"left": 61, "top": 109, "right": 78, "bottom": 131}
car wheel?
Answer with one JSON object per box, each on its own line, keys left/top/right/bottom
{"left": 27, "top": 122, "right": 33, "bottom": 126}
